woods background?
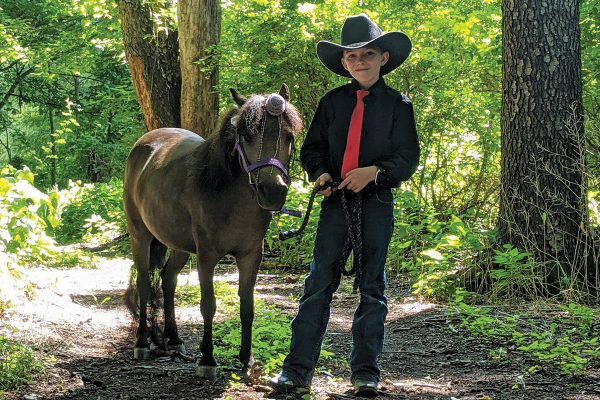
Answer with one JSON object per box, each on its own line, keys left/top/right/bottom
{"left": 1, "top": 0, "right": 600, "bottom": 394}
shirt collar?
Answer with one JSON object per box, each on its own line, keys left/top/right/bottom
{"left": 348, "top": 77, "right": 386, "bottom": 97}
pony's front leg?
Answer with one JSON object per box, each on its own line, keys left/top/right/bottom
{"left": 196, "top": 252, "right": 219, "bottom": 381}
{"left": 236, "top": 251, "right": 262, "bottom": 373}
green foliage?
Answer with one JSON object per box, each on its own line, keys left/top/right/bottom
{"left": 388, "top": 190, "right": 489, "bottom": 300}
{"left": 485, "top": 244, "right": 543, "bottom": 299}
{"left": 266, "top": 182, "right": 318, "bottom": 268}
{"left": 0, "top": 335, "right": 44, "bottom": 393}
{"left": 214, "top": 304, "right": 294, "bottom": 375}
{"left": 176, "top": 279, "right": 332, "bottom": 374}
{"left": 41, "top": 248, "right": 100, "bottom": 270}
{"left": 175, "top": 280, "right": 239, "bottom": 316}
{"left": 0, "top": 165, "right": 60, "bottom": 261}
{"left": 55, "top": 179, "right": 126, "bottom": 244}
{"left": 454, "top": 298, "right": 600, "bottom": 375}
{"left": 0, "top": 0, "right": 143, "bottom": 187}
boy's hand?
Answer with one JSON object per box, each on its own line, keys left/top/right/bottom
{"left": 316, "top": 173, "right": 333, "bottom": 197}
{"left": 338, "top": 166, "right": 377, "bottom": 193}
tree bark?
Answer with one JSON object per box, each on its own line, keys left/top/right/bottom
{"left": 500, "top": 0, "right": 590, "bottom": 290}
{"left": 178, "top": 0, "right": 220, "bottom": 136}
{"left": 117, "top": 0, "right": 181, "bottom": 131}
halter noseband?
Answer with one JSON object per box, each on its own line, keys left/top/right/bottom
{"left": 234, "top": 93, "right": 291, "bottom": 185}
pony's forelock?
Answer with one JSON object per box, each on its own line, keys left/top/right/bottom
{"left": 239, "top": 95, "right": 265, "bottom": 137}
{"left": 236, "top": 93, "right": 303, "bottom": 138}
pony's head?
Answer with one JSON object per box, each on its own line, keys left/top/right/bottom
{"left": 229, "top": 84, "right": 303, "bottom": 211}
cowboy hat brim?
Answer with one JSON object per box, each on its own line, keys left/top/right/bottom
{"left": 316, "top": 32, "right": 412, "bottom": 78}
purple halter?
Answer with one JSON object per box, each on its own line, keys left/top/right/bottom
{"left": 234, "top": 94, "right": 291, "bottom": 185}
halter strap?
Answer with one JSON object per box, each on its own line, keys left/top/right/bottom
{"left": 234, "top": 134, "right": 290, "bottom": 183}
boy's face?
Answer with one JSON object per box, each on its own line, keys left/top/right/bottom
{"left": 341, "top": 47, "right": 389, "bottom": 86}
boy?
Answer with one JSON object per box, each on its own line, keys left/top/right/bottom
{"left": 271, "top": 14, "right": 420, "bottom": 397}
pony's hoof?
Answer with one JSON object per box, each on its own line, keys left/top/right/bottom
{"left": 133, "top": 347, "right": 151, "bottom": 360}
{"left": 168, "top": 343, "right": 186, "bottom": 354}
{"left": 196, "top": 365, "right": 218, "bottom": 381}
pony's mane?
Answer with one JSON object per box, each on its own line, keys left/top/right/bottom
{"left": 194, "top": 93, "right": 304, "bottom": 193}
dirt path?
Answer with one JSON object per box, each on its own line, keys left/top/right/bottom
{"left": 2, "top": 258, "right": 599, "bottom": 400}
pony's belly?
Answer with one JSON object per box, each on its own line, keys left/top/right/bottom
{"left": 140, "top": 205, "right": 196, "bottom": 253}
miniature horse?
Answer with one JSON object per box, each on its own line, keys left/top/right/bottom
{"left": 123, "top": 84, "right": 302, "bottom": 379}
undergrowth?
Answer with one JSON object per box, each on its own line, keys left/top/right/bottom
{"left": 176, "top": 279, "right": 333, "bottom": 375}
{"left": 0, "top": 335, "right": 44, "bottom": 394}
{"left": 453, "top": 294, "right": 600, "bottom": 375}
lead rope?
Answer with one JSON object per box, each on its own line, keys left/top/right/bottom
{"left": 279, "top": 182, "right": 363, "bottom": 293}
{"left": 339, "top": 190, "right": 363, "bottom": 293}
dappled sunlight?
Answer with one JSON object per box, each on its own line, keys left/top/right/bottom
{"left": 382, "top": 376, "right": 451, "bottom": 396}
{"left": 386, "top": 295, "right": 438, "bottom": 324}
{"left": 5, "top": 256, "right": 132, "bottom": 336}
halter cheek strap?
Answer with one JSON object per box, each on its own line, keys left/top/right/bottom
{"left": 233, "top": 93, "right": 299, "bottom": 220}
{"left": 233, "top": 93, "right": 292, "bottom": 185}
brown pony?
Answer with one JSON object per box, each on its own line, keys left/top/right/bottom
{"left": 123, "top": 84, "right": 302, "bottom": 379}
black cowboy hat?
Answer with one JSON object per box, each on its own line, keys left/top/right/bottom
{"left": 316, "top": 14, "right": 412, "bottom": 78}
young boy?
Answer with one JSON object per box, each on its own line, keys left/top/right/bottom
{"left": 271, "top": 14, "right": 420, "bottom": 397}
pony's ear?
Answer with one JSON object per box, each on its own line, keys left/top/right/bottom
{"left": 279, "top": 84, "right": 290, "bottom": 101}
{"left": 229, "top": 88, "right": 247, "bottom": 107}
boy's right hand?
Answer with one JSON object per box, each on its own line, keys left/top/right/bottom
{"left": 316, "top": 173, "right": 333, "bottom": 197}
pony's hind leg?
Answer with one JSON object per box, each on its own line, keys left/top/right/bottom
{"left": 236, "top": 251, "right": 262, "bottom": 374}
{"left": 130, "top": 233, "right": 154, "bottom": 360}
{"left": 161, "top": 250, "right": 190, "bottom": 353}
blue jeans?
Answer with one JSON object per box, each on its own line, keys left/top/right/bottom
{"left": 281, "top": 192, "right": 393, "bottom": 386}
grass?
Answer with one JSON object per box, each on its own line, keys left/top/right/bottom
{"left": 175, "top": 279, "right": 334, "bottom": 375}
{"left": 453, "top": 298, "right": 600, "bottom": 375}
{"left": 0, "top": 335, "right": 44, "bottom": 394}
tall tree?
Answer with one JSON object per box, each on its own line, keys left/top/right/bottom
{"left": 499, "top": 0, "right": 590, "bottom": 290}
{"left": 117, "top": 0, "right": 181, "bottom": 131}
{"left": 117, "top": 0, "right": 221, "bottom": 135}
{"left": 178, "top": 0, "right": 220, "bottom": 136}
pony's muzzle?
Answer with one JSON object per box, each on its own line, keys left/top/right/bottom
{"left": 256, "top": 173, "right": 288, "bottom": 211}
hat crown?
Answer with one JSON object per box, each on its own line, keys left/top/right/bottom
{"left": 341, "top": 14, "right": 383, "bottom": 46}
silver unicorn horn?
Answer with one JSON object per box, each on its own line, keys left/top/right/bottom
{"left": 265, "top": 94, "right": 286, "bottom": 116}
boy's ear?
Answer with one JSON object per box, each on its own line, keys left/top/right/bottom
{"left": 380, "top": 51, "right": 390, "bottom": 66}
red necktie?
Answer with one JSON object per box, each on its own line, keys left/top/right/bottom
{"left": 341, "top": 89, "right": 370, "bottom": 178}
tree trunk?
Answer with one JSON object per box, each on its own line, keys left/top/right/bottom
{"left": 178, "top": 0, "right": 220, "bottom": 136}
{"left": 117, "top": 0, "right": 181, "bottom": 131}
{"left": 500, "top": 0, "right": 590, "bottom": 291}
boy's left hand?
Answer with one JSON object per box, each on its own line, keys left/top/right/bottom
{"left": 338, "top": 166, "right": 378, "bottom": 193}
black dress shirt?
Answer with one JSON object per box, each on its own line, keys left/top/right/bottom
{"left": 300, "top": 77, "right": 420, "bottom": 190}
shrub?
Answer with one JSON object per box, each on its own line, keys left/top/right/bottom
{"left": 55, "top": 179, "right": 126, "bottom": 244}
{"left": 0, "top": 165, "right": 60, "bottom": 263}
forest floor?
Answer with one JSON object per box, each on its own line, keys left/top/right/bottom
{"left": 2, "top": 252, "right": 599, "bottom": 400}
